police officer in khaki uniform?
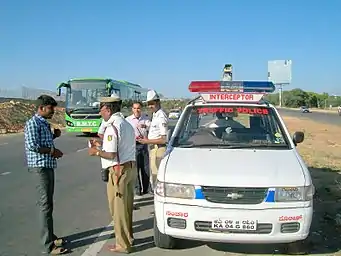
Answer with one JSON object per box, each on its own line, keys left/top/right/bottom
{"left": 137, "top": 90, "right": 168, "bottom": 190}
{"left": 88, "top": 94, "right": 137, "bottom": 253}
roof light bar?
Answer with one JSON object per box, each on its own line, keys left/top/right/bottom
{"left": 188, "top": 81, "right": 276, "bottom": 93}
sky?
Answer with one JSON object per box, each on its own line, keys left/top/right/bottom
{"left": 1, "top": 0, "right": 341, "bottom": 97}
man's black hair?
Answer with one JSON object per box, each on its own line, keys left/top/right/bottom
{"left": 132, "top": 101, "right": 143, "bottom": 107}
{"left": 36, "top": 95, "right": 58, "bottom": 109}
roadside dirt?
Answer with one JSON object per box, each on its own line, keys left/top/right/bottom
{"left": 282, "top": 115, "right": 341, "bottom": 255}
{"left": 0, "top": 100, "right": 65, "bottom": 134}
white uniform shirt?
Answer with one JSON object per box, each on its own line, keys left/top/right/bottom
{"left": 148, "top": 108, "right": 168, "bottom": 140}
{"left": 98, "top": 120, "right": 106, "bottom": 135}
{"left": 101, "top": 113, "right": 136, "bottom": 169}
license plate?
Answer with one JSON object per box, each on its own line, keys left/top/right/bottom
{"left": 81, "top": 128, "right": 92, "bottom": 132}
{"left": 211, "top": 219, "right": 257, "bottom": 231}
{"left": 76, "top": 121, "right": 98, "bottom": 127}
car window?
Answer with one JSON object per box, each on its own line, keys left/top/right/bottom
{"left": 172, "top": 105, "right": 290, "bottom": 149}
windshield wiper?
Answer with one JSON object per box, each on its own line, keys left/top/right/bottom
{"left": 69, "top": 107, "right": 99, "bottom": 112}
{"left": 177, "top": 143, "right": 239, "bottom": 148}
{"left": 176, "top": 142, "right": 289, "bottom": 149}
{"left": 223, "top": 143, "right": 289, "bottom": 149}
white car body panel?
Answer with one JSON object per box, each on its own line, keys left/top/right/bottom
{"left": 155, "top": 102, "right": 313, "bottom": 245}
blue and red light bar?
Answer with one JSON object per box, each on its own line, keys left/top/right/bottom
{"left": 188, "top": 81, "right": 276, "bottom": 93}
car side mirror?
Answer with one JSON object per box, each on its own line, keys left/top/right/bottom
{"left": 293, "top": 131, "right": 304, "bottom": 145}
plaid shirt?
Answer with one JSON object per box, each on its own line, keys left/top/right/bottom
{"left": 24, "top": 114, "right": 57, "bottom": 168}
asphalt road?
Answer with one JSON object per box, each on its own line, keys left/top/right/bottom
{"left": 278, "top": 108, "right": 341, "bottom": 126}
{"left": 0, "top": 113, "right": 339, "bottom": 256}
{"left": 0, "top": 131, "right": 285, "bottom": 256}
{"left": 0, "top": 132, "right": 112, "bottom": 256}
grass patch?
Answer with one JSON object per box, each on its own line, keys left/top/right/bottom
{"left": 283, "top": 116, "right": 341, "bottom": 170}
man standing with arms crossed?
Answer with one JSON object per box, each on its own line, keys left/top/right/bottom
{"left": 126, "top": 101, "right": 151, "bottom": 196}
{"left": 137, "top": 90, "right": 168, "bottom": 191}
{"left": 88, "top": 95, "right": 137, "bottom": 253}
{"left": 25, "top": 95, "right": 69, "bottom": 255}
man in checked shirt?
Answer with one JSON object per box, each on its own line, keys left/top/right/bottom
{"left": 24, "top": 95, "right": 69, "bottom": 255}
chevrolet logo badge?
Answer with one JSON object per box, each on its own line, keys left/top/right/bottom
{"left": 226, "top": 193, "right": 244, "bottom": 200}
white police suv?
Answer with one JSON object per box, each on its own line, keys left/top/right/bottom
{"left": 153, "top": 80, "right": 314, "bottom": 254}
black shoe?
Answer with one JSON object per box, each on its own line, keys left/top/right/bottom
{"left": 135, "top": 190, "right": 142, "bottom": 196}
{"left": 142, "top": 189, "right": 150, "bottom": 195}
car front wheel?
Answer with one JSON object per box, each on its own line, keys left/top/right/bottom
{"left": 153, "top": 216, "right": 176, "bottom": 249}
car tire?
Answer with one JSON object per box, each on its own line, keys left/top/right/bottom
{"left": 153, "top": 216, "right": 176, "bottom": 249}
{"left": 283, "top": 240, "right": 309, "bottom": 255}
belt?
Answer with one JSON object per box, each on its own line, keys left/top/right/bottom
{"left": 150, "top": 144, "right": 166, "bottom": 149}
{"left": 113, "top": 161, "right": 135, "bottom": 168}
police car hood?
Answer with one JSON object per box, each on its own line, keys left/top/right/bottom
{"left": 164, "top": 148, "right": 305, "bottom": 187}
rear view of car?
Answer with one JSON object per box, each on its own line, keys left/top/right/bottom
{"left": 300, "top": 106, "right": 310, "bottom": 113}
{"left": 168, "top": 109, "right": 181, "bottom": 119}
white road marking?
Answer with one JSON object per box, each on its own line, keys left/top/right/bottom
{"left": 0, "top": 172, "right": 11, "bottom": 176}
{"left": 0, "top": 142, "right": 8, "bottom": 146}
{"left": 80, "top": 222, "right": 113, "bottom": 256}
{"left": 77, "top": 147, "right": 88, "bottom": 152}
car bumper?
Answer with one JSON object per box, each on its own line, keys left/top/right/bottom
{"left": 155, "top": 199, "right": 313, "bottom": 244}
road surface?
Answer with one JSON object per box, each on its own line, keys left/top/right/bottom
{"left": 278, "top": 108, "right": 341, "bottom": 126}
{"left": 0, "top": 115, "right": 339, "bottom": 255}
{"left": 0, "top": 132, "right": 284, "bottom": 256}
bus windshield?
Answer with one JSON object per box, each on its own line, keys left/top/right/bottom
{"left": 172, "top": 105, "right": 291, "bottom": 149}
{"left": 67, "top": 81, "right": 108, "bottom": 109}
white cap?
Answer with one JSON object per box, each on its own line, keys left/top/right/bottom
{"left": 144, "top": 90, "right": 160, "bottom": 103}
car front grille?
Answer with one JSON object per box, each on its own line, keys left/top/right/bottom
{"left": 201, "top": 186, "right": 268, "bottom": 204}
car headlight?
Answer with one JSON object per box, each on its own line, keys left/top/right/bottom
{"left": 155, "top": 181, "right": 195, "bottom": 199}
{"left": 275, "top": 185, "right": 314, "bottom": 202}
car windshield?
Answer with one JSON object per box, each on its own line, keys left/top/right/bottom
{"left": 172, "top": 105, "right": 290, "bottom": 149}
{"left": 170, "top": 109, "right": 180, "bottom": 113}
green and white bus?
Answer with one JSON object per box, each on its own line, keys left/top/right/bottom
{"left": 57, "top": 78, "right": 148, "bottom": 134}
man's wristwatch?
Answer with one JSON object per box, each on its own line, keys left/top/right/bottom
{"left": 50, "top": 147, "right": 55, "bottom": 155}
{"left": 96, "top": 151, "right": 100, "bottom": 156}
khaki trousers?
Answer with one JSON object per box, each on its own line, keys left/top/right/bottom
{"left": 149, "top": 145, "right": 166, "bottom": 187}
{"left": 107, "top": 162, "right": 137, "bottom": 252}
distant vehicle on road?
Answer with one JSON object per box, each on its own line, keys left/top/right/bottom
{"left": 300, "top": 106, "right": 311, "bottom": 113}
{"left": 168, "top": 109, "right": 181, "bottom": 119}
